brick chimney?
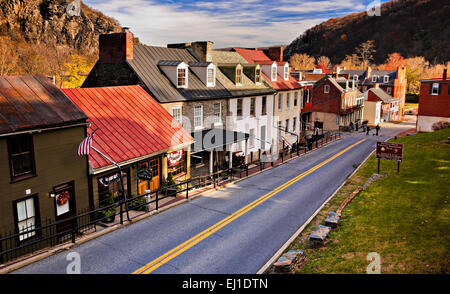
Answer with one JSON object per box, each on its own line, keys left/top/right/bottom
{"left": 265, "top": 46, "right": 284, "bottom": 62}
{"left": 374, "top": 83, "right": 380, "bottom": 88}
{"left": 367, "top": 66, "right": 372, "bottom": 80}
{"left": 99, "top": 29, "right": 134, "bottom": 64}
{"left": 168, "top": 41, "right": 214, "bottom": 62}
{"left": 443, "top": 68, "right": 448, "bottom": 80}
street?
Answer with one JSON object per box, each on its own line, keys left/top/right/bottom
{"left": 13, "top": 123, "right": 412, "bottom": 274}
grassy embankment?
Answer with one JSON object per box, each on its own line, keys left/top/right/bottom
{"left": 289, "top": 128, "right": 450, "bottom": 274}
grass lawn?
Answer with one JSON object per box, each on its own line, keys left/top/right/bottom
{"left": 289, "top": 128, "right": 450, "bottom": 274}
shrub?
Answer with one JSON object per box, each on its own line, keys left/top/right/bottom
{"left": 96, "top": 193, "right": 116, "bottom": 223}
{"left": 432, "top": 121, "right": 450, "bottom": 131}
{"left": 128, "top": 194, "right": 149, "bottom": 212}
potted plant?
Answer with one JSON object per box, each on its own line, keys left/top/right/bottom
{"left": 164, "top": 173, "right": 179, "bottom": 197}
{"left": 96, "top": 192, "right": 116, "bottom": 223}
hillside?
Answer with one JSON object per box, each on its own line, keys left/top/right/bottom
{"left": 284, "top": 0, "right": 450, "bottom": 64}
{"left": 0, "top": 0, "right": 122, "bottom": 54}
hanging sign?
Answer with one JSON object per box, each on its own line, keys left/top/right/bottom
{"left": 168, "top": 150, "right": 183, "bottom": 167}
{"left": 138, "top": 168, "right": 153, "bottom": 182}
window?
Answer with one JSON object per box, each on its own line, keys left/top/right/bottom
{"left": 172, "top": 107, "right": 182, "bottom": 124}
{"left": 324, "top": 85, "right": 330, "bottom": 94}
{"left": 294, "top": 92, "right": 298, "bottom": 107}
{"left": 305, "top": 89, "right": 310, "bottom": 103}
{"left": 301, "top": 90, "right": 304, "bottom": 108}
{"left": 177, "top": 68, "right": 187, "bottom": 88}
{"left": 250, "top": 98, "right": 256, "bottom": 117}
{"left": 255, "top": 68, "right": 262, "bottom": 83}
{"left": 236, "top": 68, "right": 242, "bottom": 85}
{"left": 430, "top": 83, "right": 440, "bottom": 95}
{"left": 384, "top": 75, "right": 390, "bottom": 83}
{"left": 353, "top": 75, "right": 359, "bottom": 81}
{"left": 372, "top": 76, "right": 378, "bottom": 83}
{"left": 8, "top": 134, "right": 36, "bottom": 182}
{"left": 16, "top": 197, "right": 37, "bottom": 241}
{"left": 285, "top": 119, "right": 289, "bottom": 132}
{"left": 194, "top": 106, "right": 203, "bottom": 129}
{"left": 278, "top": 121, "right": 282, "bottom": 139}
{"left": 293, "top": 117, "right": 297, "bottom": 132}
{"left": 278, "top": 93, "right": 283, "bottom": 110}
{"left": 271, "top": 65, "right": 277, "bottom": 80}
{"left": 249, "top": 129, "right": 255, "bottom": 149}
{"left": 286, "top": 93, "right": 291, "bottom": 109}
{"left": 261, "top": 96, "right": 267, "bottom": 116}
{"left": 284, "top": 66, "right": 289, "bottom": 80}
{"left": 213, "top": 103, "right": 221, "bottom": 124}
{"left": 342, "top": 97, "right": 346, "bottom": 109}
{"left": 98, "top": 170, "right": 130, "bottom": 202}
{"left": 171, "top": 152, "right": 187, "bottom": 177}
{"left": 207, "top": 67, "right": 215, "bottom": 86}
{"left": 237, "top": 99, "right": 243, "bottom": 119}
{"left": 363, "top": 86, "right": 368, "bottom": 92}
{"left": 386, "top": 87, "right": 392, "bottom": 95}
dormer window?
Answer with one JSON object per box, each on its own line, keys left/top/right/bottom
{"left": 353, "top": 75, "right": 359, "bottom": 81}
{"left": 255, "top": 68, "right": 262, "bottom": 84}
{"left": 236, "top": 68, "right": 242, "bottom": 85}
{"left": 178, "top": 68, "right": 187, "bottom": 88}
{"left": 207, "top": 67, "right": 215, "bottom": 87}
{"left": 284, "top": 64, "right": 289, "bottom": 80}
{"left": 372, "top": 76, "right": 378, "bottom": 83}
{"left": 383, "top": 75, "right": 390, "bottom": 83}
{"left": 271, "top": 65, "right": 277, "bottom": 81}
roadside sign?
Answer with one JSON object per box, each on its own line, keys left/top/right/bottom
{"left": 376, "top": 142, "right": 403, "bottom": 162}
{"left": 376, "top": 142, "right": 404, "bottom": 174}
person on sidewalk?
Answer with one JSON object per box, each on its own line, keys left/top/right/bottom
{"left": 376, "top": 125, "right": 381, "bottom": 136}
{"left": 366, "top": 125, "right": 370, "bottom": 135}
{"left": 350, "top": 122, "right": 354, "bottom": 132}
{"left": 355, "top": 121, "right": 359, "bottom": 132}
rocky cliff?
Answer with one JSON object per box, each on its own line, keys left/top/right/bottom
{"left": 0, "top": 0, "right": 122, "bottom": 53}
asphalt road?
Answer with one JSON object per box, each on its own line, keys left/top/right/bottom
{"left": 13, "top": 133, "right": 391, "bottom": 274}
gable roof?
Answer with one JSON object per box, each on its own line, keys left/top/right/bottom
{"left": 126, "top": 44, "right": 230, "bottom": 103}
{"left": 368, "top": 87, "right": 398, "bottom": 103}
{"left": 62, "top": 86, "right": 193, "bottom": 170}
{"left": 209, "top": 50, "right": 275, "bottom": 97}
{"left": 0, "top": 75, "right": 87, "bottom": 135}
{"left": 233, "top": 48, "right": 302, "bottom": 91}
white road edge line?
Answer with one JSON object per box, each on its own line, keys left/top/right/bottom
{"left": 256, "top": 139, "right": 378, "bottom": 274}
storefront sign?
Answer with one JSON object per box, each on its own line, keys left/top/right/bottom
{"left": 376, "top": 142, "right": 403, "bottom": 162}
{"left": 168, "top": 150, "right": 183, "bottom": 167}
{"left": 138, "top": 168, "right": 153, "bottom": 182}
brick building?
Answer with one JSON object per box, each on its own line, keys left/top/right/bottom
{"left": 417, "top": 69, "right": 450, "bottom": 132}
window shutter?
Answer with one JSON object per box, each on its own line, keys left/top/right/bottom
{"left": 438, "top": 84, "right": 442, "bottom": 95}
{"left": 429, "top": 84, "right": 432, "bottom": 94}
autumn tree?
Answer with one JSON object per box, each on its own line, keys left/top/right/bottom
{"left": 289, "top": 53, "right": 316, "bottom": 70}
{"left": 63, "top": 53, "right": 97, "bottom": 88}
{"left": 355, "top": 40, "right": 376, "bottom": 69}
{"left": 317, "top": 56, "right": 331, "bottom": 69}
{"left": 339, "top": 54, "right": 361, "bottom": 70}
{"left": 382, "top": 53, "right": 406, "bottom": 70}
{"left": 0, "top": 36, "right": 19, "bottom": 76}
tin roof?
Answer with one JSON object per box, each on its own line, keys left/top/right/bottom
{"left": 233, "top": 48, "right": 302, "bottom": 91}
{"left": 0, "top": 75, "right": 87, "bottom": 135}
{"left": 126, "top": 45, "right": 231, "bottom": 103}
{"left": 62, "top": 86, "right": 194, "bottom": 170}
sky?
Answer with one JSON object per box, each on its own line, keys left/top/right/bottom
{"left": 83, "top": 0, "right": 390, "bottom": 48}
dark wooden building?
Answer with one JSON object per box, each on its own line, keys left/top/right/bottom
{"left": 0, "top": 75, "right": 91, "bottom": 239}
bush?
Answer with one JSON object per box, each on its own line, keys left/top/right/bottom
{"left": 128, "top": 194, "right": 149, "bottom": 212}
{"left": 432, "top": 121, "right": 450, "bottom": 131}
{"left": 96, "top": 193, "right": 116, "bottom": 223}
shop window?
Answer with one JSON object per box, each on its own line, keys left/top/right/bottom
{"left": 15, "top": 196, "right": 38, "bottom": 241}
{"left": 171, "top": 152, "right": 187, "bottom": 177}
{"left": 98, "top": 170, "right": 129, "bottom": 203}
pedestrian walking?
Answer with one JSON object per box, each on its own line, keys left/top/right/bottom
{"left": 355, "top": 121, "right": 359, "bottom": 132}
{"left": 366, "top": 125, "right": 370, "bottom": 135}
{"left": 350, "top": 122, "right": 354, "bottom": 132}
{"left": 376, "top": 124, "right": 380, "bottom": 136}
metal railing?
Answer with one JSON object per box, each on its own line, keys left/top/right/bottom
{"left": 0, "top": 132, "right": 341, "bottom": 265}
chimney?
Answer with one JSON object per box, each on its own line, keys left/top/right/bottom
{"left": 99, "top": 30, "right": 134, "bottom": 64}
{"left": 265, "top": 46, "right": 284, "bottom": 62}
{"left": 443, "top": 68, "right": 448, "bottom": 80}
{"left": 374, "top": 83, "right": 380, "bottom": 88}
{"left": 367, "top": 66, "right": 372, "bottom": 79}
{"left": 190, "top": 41, "right": 214, "bottom": 62}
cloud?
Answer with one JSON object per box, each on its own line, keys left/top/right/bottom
{"left": 83, "top": 0, "right": 380, "bottom": 48}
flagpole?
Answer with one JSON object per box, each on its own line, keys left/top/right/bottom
{"left": 91, "top": 146, "right": 131, "bottom": 222}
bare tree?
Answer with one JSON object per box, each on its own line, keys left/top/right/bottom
{"left": 289, "top": 53, "right": 316, "bottom": 70}
{"left": 355, "top": 40, "right": 376, "bottom": 69}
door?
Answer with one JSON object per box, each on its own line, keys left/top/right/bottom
{"left": 54, "top": 182, "right": 76, "bottom": 238}
{"left": 138, "top": 158, "right": 161, "bottom": 195}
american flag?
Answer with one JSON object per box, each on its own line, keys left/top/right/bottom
{"left": 78, "top": 129, "right": 97, "bottom": 156}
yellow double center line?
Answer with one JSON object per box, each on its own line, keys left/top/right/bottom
{"left": 133, "top": 139, "right": 366, "bottom": 274}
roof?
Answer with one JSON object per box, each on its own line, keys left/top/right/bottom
{"left": 368, "top": 87, "right": 398, "bottom": 103}
{"left": 365, "top": 70, "right": 397, "bottom": 86}
{"left": 209, "top": 50, "right": 275, "bottom": 97}
{"left": 0, "top": 75, "right": 87, "bottom": 135}
{"left": 157, "top": 60, "right": 184, "bottom": 66}
{"left": 62, "top": 86, "right": 194, "bottom": 170}
{"left": 233, "top": 48, "right": 302, "bottom": 91}
{"left": 191, "top": 128, "right": 249, "bottom": 152}
{"left": 126, "top": 44, "right": 230, "bottom": 103}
